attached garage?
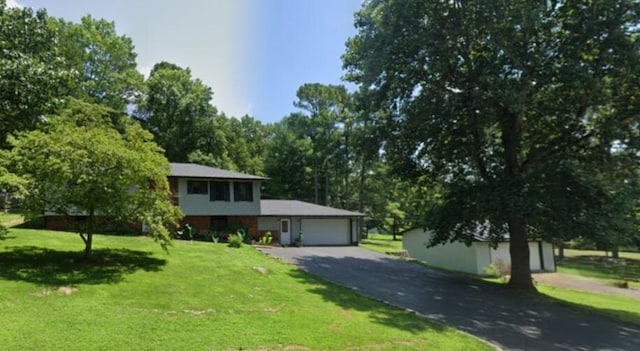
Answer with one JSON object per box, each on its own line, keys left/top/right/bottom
{"left": 301, "top": 218, "right": 351, "bottom": 246}
{"left": 259, "top": 200, "right": 363, "bottom": 246}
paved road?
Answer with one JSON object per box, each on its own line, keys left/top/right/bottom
{"left": 259, "top": 246, "right": 640, "bottom": 351}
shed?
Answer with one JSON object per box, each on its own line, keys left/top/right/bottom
{"left": 402, "top": 228, "right": 556, "bottom": 275}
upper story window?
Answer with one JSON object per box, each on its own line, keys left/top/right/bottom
{"left": 234, "top": 182, "right": 253, "bottom": 202}
{"left": 187, "top": 180, "right": 208, "bottom": 195}
{"left": 210, "top": 181, "right": 230, "bottom": 202}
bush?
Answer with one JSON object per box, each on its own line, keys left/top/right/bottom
{"left": 228, "top": 234, "right": 243, "bottom": 248}
{"left": 209, "top": 230, "right": 221, "bottom": 243}
{"left": 177, "top": 223, "right": 194, "bottom": 241}
{"left": 259, "top": 231, "right": 273, "bottom": 245}
{"left": 483, "top": 259, "right": 510, "bottom": 282}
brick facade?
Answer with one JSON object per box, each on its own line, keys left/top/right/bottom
{"left": 45, "top": 216, "right": 71, "bottom": 231}
{"left": 180, "top": 215, "right": 260, "bottom": 239}
{"left": 45, "top": 215, "right": 142, "bottom": 233}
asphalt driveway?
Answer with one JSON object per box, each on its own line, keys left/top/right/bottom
{"left": 259, "top": 246, "right": 640, "bottom": 351}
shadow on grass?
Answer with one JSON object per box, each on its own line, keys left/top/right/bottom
{"left": 0, "top": 246, "right": 167, "bottom": 286}
{"left": 287, "top": 268, "right": 447, "bottom": 334}
{"left": 558, "top": 255, "right": 640, "bottom": 282}
{"left": 360, "top": 240, "right": 396, "bottom": 248}
{"left": 537, "top": 291, "right": 640, "bottom": 326}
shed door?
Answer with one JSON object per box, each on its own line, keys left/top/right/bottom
{"left": 301, "top": 218, "right": 350, "bottom": 246}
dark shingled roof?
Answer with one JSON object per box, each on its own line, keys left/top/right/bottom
{"left": 170, "top": 163, "right": 267, "bottom": 180}
{"left": 260, "top": 200, "right": 364, "bottom": 217}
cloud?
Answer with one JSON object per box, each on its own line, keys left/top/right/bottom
{"left": 6, "top": 0, "right": 23, "bottom": 8}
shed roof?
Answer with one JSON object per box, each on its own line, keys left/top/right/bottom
{"left": 260, "top": 200, "right": 364, "bottom": 217}
{"left": 170, "top": 163, "right": 267, "bottom": 180}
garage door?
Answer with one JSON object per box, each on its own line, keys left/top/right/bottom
{"left": 301, "top": 218, "right": 351, "bottom": 246}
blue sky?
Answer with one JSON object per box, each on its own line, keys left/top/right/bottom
{"left": 10, "top": 0, "right": 363, "bottom": 123}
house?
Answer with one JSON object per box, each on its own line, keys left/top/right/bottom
{"left": 46, "top": 162, "right": 364, "bottom": 246}
{"left": 402, "top": 228, "right": 555, "bottom": 275}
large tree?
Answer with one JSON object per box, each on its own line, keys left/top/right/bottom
{"left": 344, "top": 0, "right": 640, "bottom": 290}
{"left": 263, "top": 116, "right": 315, "bottom": 201}
{"left": 136, "top": 62, "right": 218, "bottom": 162}
{"left": 292, "top": 83, "right": 354, "bottom": 207}
{"left": 53, "top": 15, "right": 144, "bottom": 114}
{"left": 0, "top": 2, "right": 71, "bottom": 148}
{"left": 4, "top": 99, "right": 183, "bottom": 259}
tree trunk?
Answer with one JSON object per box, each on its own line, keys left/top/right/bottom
{"left": 84, "top": 232, "right": 93, "bottom": 259}
{"left": 612, "top": 246, "right": 619, "bottom": 259}
{"left": 392, "top": 218, "right": 397, "bottom": 241}
{"left": 507, "top": 217, "right": 536, "bottom": 292}
{"left": 557, "top": 242, "right": 564, "bottom": 260}
{"left": 314, "top": 167, "right": 319, "bottom": 204}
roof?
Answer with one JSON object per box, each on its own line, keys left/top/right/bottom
{"left": 260, "top": 200, "right": 364, "bottom": 217}
{"left": 169, "top": 163, "right": 267, "bottom": 181}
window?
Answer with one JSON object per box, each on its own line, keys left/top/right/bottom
{"left": 210, "top": 216, "right": 228, "bottom": 232}
{"left": 234, "top": 182, "right": 253, "bottom": 202}
{"left": 210, "top": 181, "right": 230, "bottom": 201}
{"left": 187, "top": 180, "right": 208, "bottom": 195}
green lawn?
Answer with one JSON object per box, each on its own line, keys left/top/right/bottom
{"left": 0, "top": 228, "right": 490, "bottom": 351}
{"left": 0, "top": 212, "right": 23, "bottom": 227}
{"left": 556, "top": 249, "right": 640, "bottom": 289}
{"left": 537, "top": 285, "right": 640, "bottom": 325}
{"left": 360, "top": 233, "right": 403, "bottom": 254}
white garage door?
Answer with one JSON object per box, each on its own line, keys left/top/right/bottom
{"left": 301, "top": 218, "right": 351, "bottom": 246}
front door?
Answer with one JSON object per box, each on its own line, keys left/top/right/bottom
{"left": 280, "top": 218, "right": 291, "bottom": 245}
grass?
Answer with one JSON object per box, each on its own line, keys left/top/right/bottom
{"left": 536, "top": 285, "right": 640, "bottom": 326}
{"left": 556, "top": 248, "right": 640, "bottom": 289}
{"left": 360, "top": 233, "right": 403, "bottom": 254}
{"left": 0, "top": 228, "right": 491, "bottom": 351}
{"left": 0, "top": 212, "right": 23, "bottom": 227}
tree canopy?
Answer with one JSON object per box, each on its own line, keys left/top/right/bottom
{"left": 0, "top": 3, "right": 71, "bottom": 147}
{"left": 344, "top": 0, "right": 640, "bottom": 290}
{"left": 3, "top": 99, "right": 183, "bottom": 258}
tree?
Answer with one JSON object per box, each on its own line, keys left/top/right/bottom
{"left": 4, "top": 99, "right": 183, "bottom": 259}
{"left": 344, "top": 0, "right": 640, "bottom": 291}
{"left": 263, "top": 116, "right": 315, "bottom": 201}
{"left": 136, "top": 62, "right": 218, "bottom": 162}
{"left": 292, "top": 83, "right": 354, "bottom": 207}
{"left": 0, "top": 2, "right": 71, "bottom": 148}
{"left": 53, "top": 15, "right": 144, "bottom": 114}
{"left": 227, "top": 116, "right": 268, "bottom": 175}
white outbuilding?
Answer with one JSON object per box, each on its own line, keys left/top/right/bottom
{"left": 402, "top": 228, "right": 556, "bottom": 275}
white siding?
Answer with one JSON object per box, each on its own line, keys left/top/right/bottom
{"left": 257, "top": 217, "right": 279, "bottom": 231}
{"left": 490, "top": 243, "right": 512, "bottom": 272}
{"left": 291, "top": 217, "right": 302, "bottom": 243}
{"left": 540, "top": 241, "right": 556, "bottom": 271}
{"left": 403, "top": 229, "right": 479, "bottom": 274}
{"left": 528, "top": 242, "right": 541, "bottom": 271}
{"left": 301, "top": 218, "right": 350, "bottom": 245}
{"left": 177, "top": 178, "right": 260, "bottom": 215}
{"left": 403, "top": 229, "right": 556, "bottom": 274}
{"left": 475, "top": 243, "right": 492, "bottom": 275}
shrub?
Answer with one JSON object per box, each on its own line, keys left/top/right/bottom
{"left": 177, "top": 223, "right": 194, "bottom": 241}
{"left": 483, "top": 262, "right": 501, "bottom": 278}
{"left": 209, "top": 230, "right": 220, "bottom": 243}
{"left": 259, "top": 231, "right": 273, "bottom": 245}
{"left": 613, "top": 280, "right": 630, "bottom": 289}
{"left": 228, "top": 233, "right": 243, "bottom": 248}
{"left": 483, "top": 259, "right": 510, "bottom": 282}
